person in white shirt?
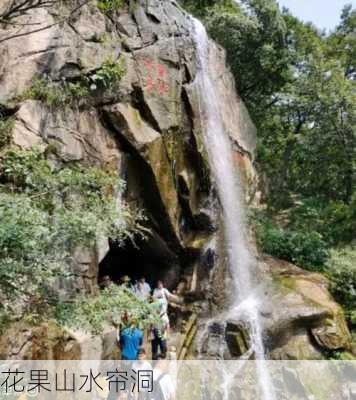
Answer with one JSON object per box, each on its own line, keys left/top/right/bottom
{"left": 134, "top": 277, "right": 151, "bottom": 301}
{"left": 152, "top": 281, "right": 181, "bottom": 313}
{"left": 152, "top": 281, "right": 172, "bottom": 301}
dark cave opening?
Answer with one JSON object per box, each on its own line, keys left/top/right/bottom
{"left": 98, "top": 232, "right": 182, "bottom": 290}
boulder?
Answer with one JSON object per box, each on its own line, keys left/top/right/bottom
{"left": 0, "top": 1, "right": 122, "bottom": 100}
{"left": 0, "top": 321, "right": 81, "bottom": 360}
{"left": 0, "top": 321, "right": 119, "bottom": 360}
{"left": 104, "top": 102, "right": 182, "bottom": 243}
{"left": 263, "top": 256, "right": 352, "bottom": 359}
{"left": 225, "top": 320, "right": 250, "bottom": 358}
{"left": 12, "top": 101, "right": 121, "bottom": 167}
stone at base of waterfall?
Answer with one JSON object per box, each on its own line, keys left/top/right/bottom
{"left": 197, "top": 322, "right": 227, "bottom": 359}
{"left": 262, "top": 255, "right": 352, "bottom": 359}
{"left": 225, "top": 320, "right": 250, "bottom": 358}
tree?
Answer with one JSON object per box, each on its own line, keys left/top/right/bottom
{"left": 327, "top": 5, "right": 356, "bottom": 80}
{"left": 0, "top": 147, "right": 145, "bottom": 330}
{"left": 257, "top": 11, "right": 355, "bottom": 206}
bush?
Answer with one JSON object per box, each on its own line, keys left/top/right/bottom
{"left": 20, "top": 77, "right": 89, "bottom": 107}
{"left": 255, "top": 215, "right": 329, "bottom": 271}
{"left": 18, "top": 57, "right": 126, "bottom": 107}
{"left": 327, "top": 246, "right": 356, "bottom": 325}
{"left": 56, "top": 285, "right": 160, "bottom": 334}
{"left": 0, "top": 147, "right": 146, "bottom": 330}
{"left": 89, "top": 58, "right": 126, "bottom": 90}
{"left": 97, "top": 0, "right": 124, "bottom": 13}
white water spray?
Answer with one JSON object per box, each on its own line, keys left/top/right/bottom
{"left": 192, "top": 18, "right": 276, "bottom": 400}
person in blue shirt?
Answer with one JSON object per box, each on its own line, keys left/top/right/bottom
{"left": 119, "top": 319, "right": 143, "bottom": 360}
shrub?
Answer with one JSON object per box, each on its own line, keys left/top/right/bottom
{"left": 0, "top": 147, "right": 146, "bottom": 331}
{"left": 89, "top": 58, "right": 126, "bottom": 90}
{"left": 255, "top": 214, "right": 329, "bottom": 271}
{"left": 327, "top": 246, "right": 356, "bottom": 325}
{"left": 97, "top": 0, "right": 124, "bottom": 13}
{"left": 20, "top": 77, "right": 89, "bottom": 107}
{"left": 18, "top": 57, "right": 126, "bottom": 107}
{"left": 55, "top": 285, "right": 160, "bottom": 334}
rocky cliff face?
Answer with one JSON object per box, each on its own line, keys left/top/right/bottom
{"left": 0, "top": 0, "right": 351, "bottom": 359}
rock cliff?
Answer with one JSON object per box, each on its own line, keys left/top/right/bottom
{"left": 0, "top": 0, "right": 351, "bottom": 359}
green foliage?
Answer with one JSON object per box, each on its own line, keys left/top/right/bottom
{"left": 254, "top": 212, "right": 329, "bottom": 270}
{"left": 256, "top": 9, "right": 355, "bottom": 209}
{"left": 327, "top": 246, "right": 356, "bottom": 325}
{"left": 288, "top": 197, "right": 356, "bottom": 245}
{"left": 89, "top": 58, "right": 126, "bottom": 90}
{"left": 56, "top": 285, "right": 160, "bottom": 334}
{"left": 97, "top": 0, "right": 124, "bottom": 13}
{"left": 18, "top": 57, "right": 126, "bottom": 107}
{"left": 0, "top": 147, "right": 145, "bottom": 330}
{"left": 0, "top": 116, "right": 14, "bottom": 148}
{"left": 327, "top": 5, "right": 356, "bottom": 81}
{"left": 20, "top": 77, "right": 89, "bottom": 107}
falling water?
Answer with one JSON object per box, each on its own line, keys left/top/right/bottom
{"left": 192, "top": 18, "right": 276, "bottom": 400}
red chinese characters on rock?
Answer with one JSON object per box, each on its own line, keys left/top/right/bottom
{"left": 142, "top": 59, "right": 170, "bottom": 95}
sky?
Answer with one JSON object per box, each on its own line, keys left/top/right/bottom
{"left": 277, "top": 0, "right": 356, "bottom": 31}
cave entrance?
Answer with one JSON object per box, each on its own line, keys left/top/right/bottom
{"left": 98, "top": 232, "right": 181, "bottom": 290}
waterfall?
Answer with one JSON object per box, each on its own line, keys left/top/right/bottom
{"left": 192, "top": 18, "right": 276, "bottom": 400}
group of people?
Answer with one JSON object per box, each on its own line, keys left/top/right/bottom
{"left": 97, "top": 275, "right": 181, "bottom": 400}
{"left": 116, "top": 276, "right": 181, "bottom": 361}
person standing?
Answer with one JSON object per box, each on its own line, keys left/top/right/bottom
{"left": 150, "top": 301, "right": 170, "bottom": 360}
{"left": 152, "top": 281, "right": 172, "bottom": 302}
{"left": 152, "top": 280, "right": 183, "bottom": 315}
{"left": 119, "top": 320, "right": 143, "bottom": 360}
{"left": 134, "top": 277, "right": 151, "bottom": 301}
